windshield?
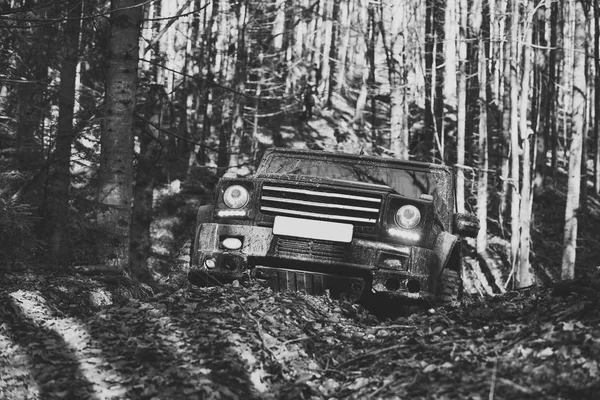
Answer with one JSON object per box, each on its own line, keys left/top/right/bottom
{"left": 261, "top": 155, "right": 455, "bottom": 226}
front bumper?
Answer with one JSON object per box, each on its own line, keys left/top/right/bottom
{"left": 190, "top": 223, "right": 441, "bottom": 299}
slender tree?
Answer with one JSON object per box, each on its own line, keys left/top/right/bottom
{"left": 47, "top": 0, "right": 83, "bottom": 265}
{"left": 382, "top": 0, "right": 409, "bottom": 159}
{"left": 517, "top": 0, "right": 534, "bottom": 287}
{"left": 96, "top": 0, "right": 144, "bottom": 270}
{"left": 561, "top": 0, "right": 587, "bottom": 280}
{"left": 456, "top": 0, "right": 467, "bottom": 212}
{"left": 475, "top": 0, "right": 488, "bottom": 254}
{"left": 595, "top": 1, "right": 600, "bottom": 195}
{"left": 509, "top": 0, "right": 520, "bottom": 282}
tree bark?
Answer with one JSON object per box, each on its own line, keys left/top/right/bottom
{"left": 14, "top": 0, "right": 52, "bottom": 172}
{"left": 509, "top": 0, "right": 520, "bottom": 282}
{"left": 47, "top": 0, "right": 83, "bottom": 265}
{"left": 97, "top": 0, "right": 143, "bottom": 270}
{"left": 561, "top": 0, "right": 586, "bottom": 280}
{"left": 456, "top": 0, "right": 467, "bottom": 213}
{"left": 595, "top": 1, "right": 600, "bottom": 195}
{"left": 475, "top": 0, "right": 488, "bottom": 254}
{"left": 227, "top": 0, "right": 248, "bottom": 170}
{"left": 517, "top": 0, "right": 534, "bottom": 287}
{"left": 381, "top": 0, "right": 408, "bottom": 159}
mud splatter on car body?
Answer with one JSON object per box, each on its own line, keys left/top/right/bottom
{"left": 189, "top": 148, "right": 479, "bottom": 304}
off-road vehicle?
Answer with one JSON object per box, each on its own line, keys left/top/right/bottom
{"left": 189, "top": 148, "right": 479, "bottom": 304}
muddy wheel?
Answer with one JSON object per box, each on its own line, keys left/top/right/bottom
{"left": 189, "top": 205, "right": 213, "bottom": 268}
{"left": 436, "top": 269, "right": 462, "bottom": 306}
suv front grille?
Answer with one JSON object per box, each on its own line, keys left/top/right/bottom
{"left": 275, "top": 237, "right": 348, "bottom": 262}
{"left": 259, "top": 183, "right": 382, "bottom": 226}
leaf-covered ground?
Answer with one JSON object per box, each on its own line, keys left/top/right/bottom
{"left": 1, "top": 266, "right": 599, "bottom": 400}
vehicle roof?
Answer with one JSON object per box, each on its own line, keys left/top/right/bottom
{"left": 261, "top": 147, "right": 453, "bottom": 173}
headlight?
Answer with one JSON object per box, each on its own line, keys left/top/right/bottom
{"left": 223, "top": 185, "right": 249, "bottom": 209}
{"left": 394, "top": 205, "right": 421, "bottom": 229}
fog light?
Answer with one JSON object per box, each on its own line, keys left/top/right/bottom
{"left": 222, "top": 237, "right": 242, "bottom": 250}
{"left": 388, "top": 228, "right": 420, "bottom": 242}
{"left": 204, "top": 258, "right": 216, "bottom": 269}
{"left": 382, "top": 258, "right": 403, "bottom": 269}
{"left": 217, "top": 209, "right": 247, "bottom": 217}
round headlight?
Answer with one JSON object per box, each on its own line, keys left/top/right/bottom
{"left": 395, "top": 205, "right": 421, "bottom": 229}
{"left": 223, "top": 185, "right": 249, "bottom": 209}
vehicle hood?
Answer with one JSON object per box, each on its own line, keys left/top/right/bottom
{"left": 257, "top": 173, "right": 395, "bottom": 194}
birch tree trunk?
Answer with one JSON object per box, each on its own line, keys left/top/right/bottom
{"left": 475, "top": 0, "right": 488, "bottom": 254}
{"left": 444, "top": 0, "right": 458, "bottom": 162}
{"left": 509, "top": 0, "right": 520, "bottom": 281}
{"left": 517, "top": 1, "right": 534, "bottom": 287}
{"left": 228, "top": 1, "right": 248, "bottom": 170}
{"left": 335, "top": 0, "right": 350, "bottom": 92}
{"left": 326, "top": 0, "right": 340, "bottom": 107}
{"left": 97, "top": 0, "right": 143, "bottom": 270}
{"left": 595, "top": 2, "right": 600, "bottom": 195}
{"left": 382, "top": 0, "right": 409, "bottom": 159}
{"left": 499, "top": 0, "right": 511, "bottom": 222}
{"left": 456, "top": 0, "right": 467, "bottom": 213}
{"left": 561, "top": 0, "right": 587, "bottom": 280}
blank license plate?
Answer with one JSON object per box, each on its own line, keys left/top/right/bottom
{"left": 273, "top": 216, "right": 353, "bottom": 243}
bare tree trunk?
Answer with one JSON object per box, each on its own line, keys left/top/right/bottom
{"left": 228, "top": 1, "right": 248, "bottom": 170}
{"left": 475, "top": 1, "right": 488, "bottom": 254}
{"left": 595, "top": 2, "right": 600, "bottom": 195}
{"left": 424, "top": 0, "right": 436, "bottom": 160}
{"left": 456, "top": 0, "right": 467, "bottom": 213}
{"left": 517, "top": 0, "right": 534, "bottom": 287}
{"left": 444, "top": 0, "right": 459, "bottom": 162}
{"left": 131, "top": 85, "right": 164, "bottom": 283}
{"left": 509, "top": 0, "right": 520, "bottom": 283}
{"left": 433, "top": 0, "right": 445, "bottom": 161}
{"left": 552, "top": 2, "right": 564, "bottom": 179}
{"left": 381, "top": 0, "right": 409, "bottom": 159}
{"left": 14, "top": 0, "right": 51, "bottom": 172}
{"left": 499, "top": 0, "right": 511, "bottom": 224}
{"left": 326, "top": 0, "right": 340, "bottom": 108}
{"left": 590, "top": 1, "right": 600, "bottom": 195}
{"left": 561, "top": 0, "right": 586, "bottom": 280}
{"left": 335, "top": 0, "right": 351, "bottom": 92}
{"left": 47, "top": 0, "right": 82, "bottom": 265}
{"left": 199, "top": 0, "right": 219, "bottom": 165}
{"left": 367, "top": 2, "right": 377, "bottom": 133}
{"left": 217, "top": 0, "right": 234, "bottom": 173}
{"left": 97, "top": 0, "right": 143, "bottom": 270}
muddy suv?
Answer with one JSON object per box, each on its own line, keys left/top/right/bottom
{"left": 189, "top": 148, "right": 479, "bottom": 304}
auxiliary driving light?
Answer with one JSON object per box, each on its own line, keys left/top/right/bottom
{"left": 204, "top": 258, "right": 216, "bottom": 269}
{"left": 388, "top": 228, "right": 421, "bottom": 242}
{"left": 382, "top": 258, "right": 403, "bottom": 269}
{"left": 217, "top": 209, "right": 247, "bottom": 217}
{"left": 221, "top": 237, "right": 243, "bottom": 250}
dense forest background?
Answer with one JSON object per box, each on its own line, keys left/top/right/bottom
{"left": 1, "top": 0, "right": 600, "bottom": 293}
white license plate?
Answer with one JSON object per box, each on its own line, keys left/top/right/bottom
{"left": 273, "top": 216, "right": 353, "bottom": 243}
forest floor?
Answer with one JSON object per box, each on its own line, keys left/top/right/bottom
{"left": 1, "top": 265, "right": 600, "bottom": 399}
{"left": 3, "top": 97, "right": 600, "bottom": 399}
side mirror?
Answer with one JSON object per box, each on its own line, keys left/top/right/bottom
{"left": 453, "top": 213, "right": 480, "bottom": 238}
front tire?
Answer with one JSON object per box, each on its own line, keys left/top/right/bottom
{"left": 436, "top": 268, "right": 462, "bottom": 306}
{"left": 189, "top": 205, "right": 214, "bottom": 268}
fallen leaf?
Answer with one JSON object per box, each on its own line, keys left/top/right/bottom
{"left": 537, "top": 347, "right": 554, "bottom": 358}
{"left": 347, "top": 377, "right": 370, "bottom": 390}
